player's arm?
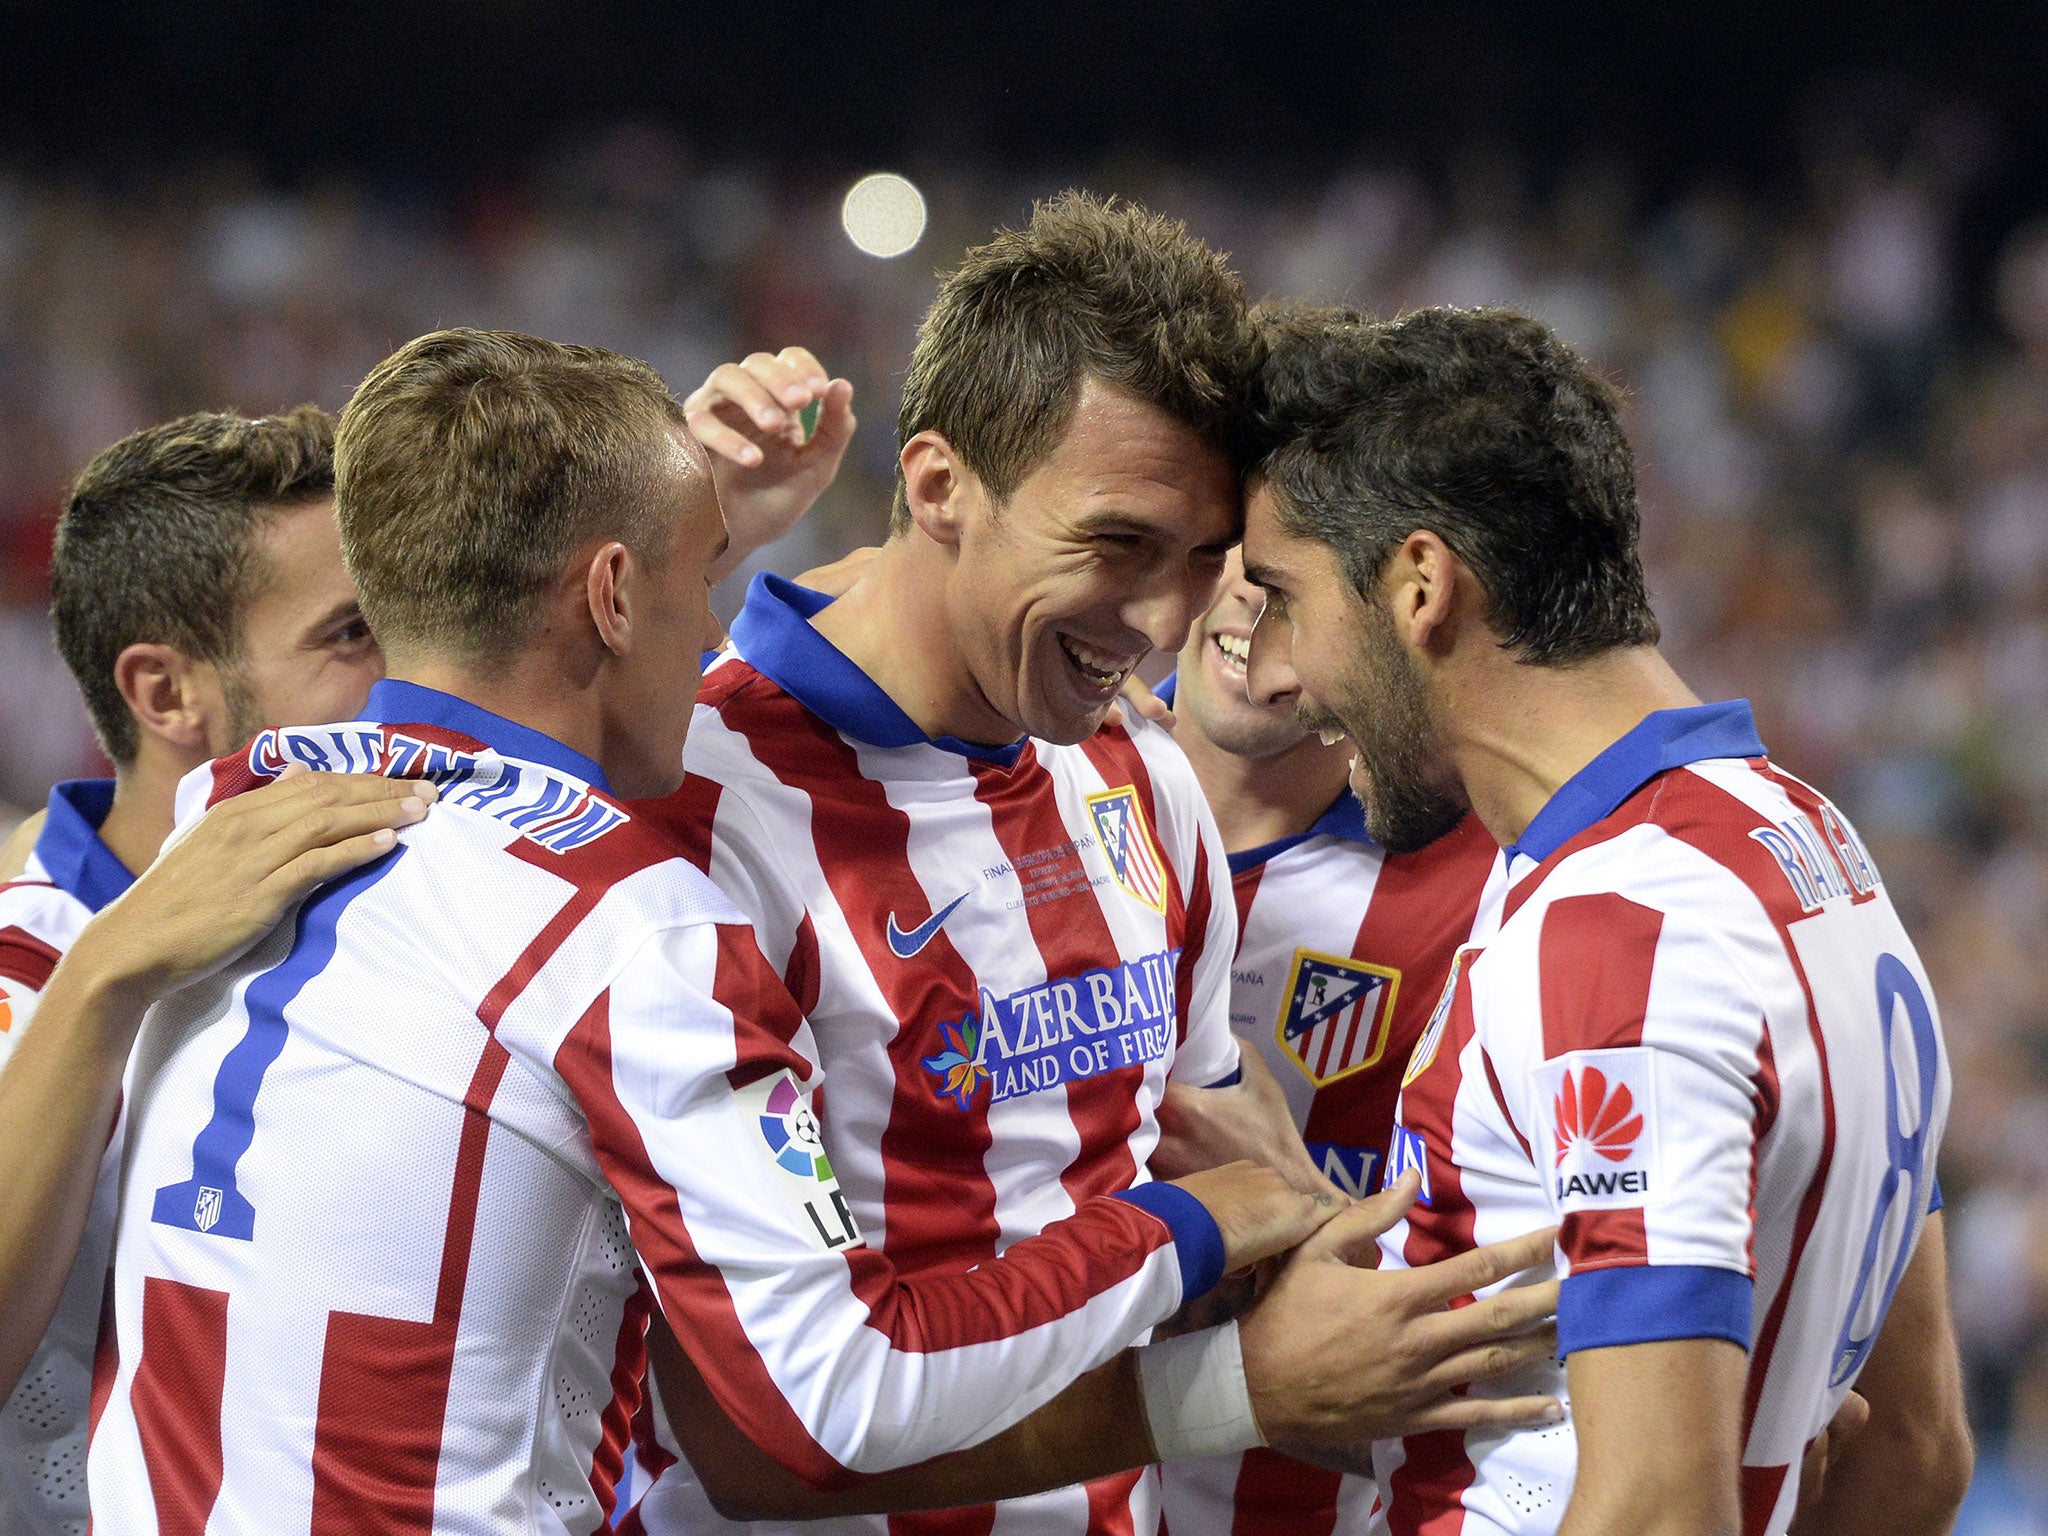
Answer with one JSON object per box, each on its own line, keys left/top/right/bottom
{"left": 1788, "top": 1212, "right": 1971, "bottom": 1536}
{"left": 644, "top": 1172, "right": 1565, "bottom": 1520}
{"left": 0, "top": 768, "right": 432, "bottom": 1394}
{"left": 1557, "top": 1337, "right": 1747, "bottom": 1536}
{"left": 1153, "top": 1042, "right": 1338, "bottom": 1198}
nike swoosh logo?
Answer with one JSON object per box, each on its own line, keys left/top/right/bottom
{"left": 886, "top": 891, "right": 971, "bottom": 959}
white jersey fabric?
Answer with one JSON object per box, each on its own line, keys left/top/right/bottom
{"left": 1373, "top": 701, "right": 1951, "bottom": 1536}
{"left": 1157, "top": 789, "right": 1497, "bottom": 1536}
{"left": 0, "top": 781, "right": 133, "bottom": 1536}
{"left": 629, "top": 576, "right": 1242, "bottom": 1536}
{"left": 87, "top": 680, "right": 1222, "bottom": 1536}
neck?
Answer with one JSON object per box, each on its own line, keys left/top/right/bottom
{"left": 396, "top": 654, "right": 607, "bottom": 771}
{"left": 1448, "top": 645, "right": 1700, "bottom": 848}
{"left": 97, "top": 747, "right": 199, "bottom": 876}
{"left": 1174, "top": 719, "right": 1352, "bottom": 855}
{"left": 809, "top": 539, "right": 1016, "bottom": 745}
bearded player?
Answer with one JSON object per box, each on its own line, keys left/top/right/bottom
{"left": 1240, "top": 304, "right": 1971, "bottom": 1536}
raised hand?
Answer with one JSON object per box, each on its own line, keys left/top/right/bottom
{"left": 685, "top": 347, "right": 857, "bottom": 582}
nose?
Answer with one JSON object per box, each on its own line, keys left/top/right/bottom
{"left": 1124, "top": 555, "right": 1231, "bottom": 657}
{"left": 1247, "top": 600, "right": 1300, "bottom": 709}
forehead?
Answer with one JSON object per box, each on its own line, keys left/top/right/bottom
{"left": 1018, "top": 377, "right": 1239, "bottom": 539}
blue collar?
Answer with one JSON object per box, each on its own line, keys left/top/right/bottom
{"left": 728, "top": 573, "right": 1028, "bottom": 768}
{"left": 364, "top": 679, "right": 612, "bottom": 791}
{"left": 34, "top": 779, "right": 133, "bottom": 913}
{"left": 1155, "top": 672, "right": 1179, "bottom": 708}
{"left": 1508, "top": 700, "right": 1765, "bottom": 865}
{"left": 1226, "top": 789, "right": 1372, "bottom": 877}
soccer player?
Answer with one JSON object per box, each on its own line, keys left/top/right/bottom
{"left": 1151, "top": 547, "right": 1499, "bottom": 1536}
{"left": 628, "top": 196, "right": 1559, "bottom": 1536}
{"left": 87, "top": 328, "right": 1522, "bottom": 1532}
{"left": 1237, "top": 304, "right": 1972, "bottom": 1536}
{"left": 0, "top": 408, "right": 386, "bottom": 1535}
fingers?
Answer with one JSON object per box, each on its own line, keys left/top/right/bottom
{"left": 265, "top": 829, "right": 410, "bottom": 902}
{"left": 1413, "top": 1325, "right": 1560, "bottom": 1398}
{"left": 1292, "top": 1168, "right": 1419, "bottom": 1267}
{"left": 255, "top": 783, "right": 435, "bottom": 868}
{"left": 1827, "top": 1387, "right": 1870, "bottom": 1446}
{"left": 684, "top": 352, "right": 839, "bottom": 466}
{"left": 228, "top": 771, "right": 437, "bottom": 848}
{"left": 1115, "top": 675, "right": 1174, "bottom": 732}
{"left": 1170, "top": 1160, "right": 1342, "bottom": 1273}
{"left": 1393, "top": 1392, "right": 1565, "bottom": 1436}
{"left": 1406, "top": 1224, "right": 1557, "bottom": 1307}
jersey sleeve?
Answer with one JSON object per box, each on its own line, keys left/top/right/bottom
{"left": 0, "top": 920, "right": 62, "bottom": 1071}
{"left": 1164, "top": 777, "right": 1241, "bottom": 1089}
{"left": 1526, "top": 892, "right": 1765, "bottom": 1358}
{"left": 548, "top": 918, "right": 1220, "bottom": 1489}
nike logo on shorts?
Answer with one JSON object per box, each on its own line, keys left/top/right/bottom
{"left": 886, "top": 892, "right": 971, "bottom": 959}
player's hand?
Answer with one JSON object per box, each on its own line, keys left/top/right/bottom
{"left": 1151, "top": 1048, "right": 1343, "bottom": 1201}
{"left": 66, "top": 766, "right": 436, "bottom": 1003}
{"left": 685, "top": 348, "right": 856, "bottom": 583}
{"left": 797, "top": 544, "right": 883, "bottom": 598}
{"left": 1167, "top": 1160, "right": 1342, "bottom": 1275}
{"left": 1241, "top": 1170, "right": 1563, "bottom": 1447}
{"left": 1787, "top": 1390, "right": 1870, "bottom": 1535}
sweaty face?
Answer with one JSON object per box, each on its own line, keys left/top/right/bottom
{"left": 1172, "top": 545, "right": 1311, "bottom": 760}
{"left": 1241, "top": 485, "right": 1466, "bottom": 853}
{"left": 222, "top": 497, "right": 383, "bottom": 751}
{"left": 946, "top": 379, "right": 1239, "bottom": 746}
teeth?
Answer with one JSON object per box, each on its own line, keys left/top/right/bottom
{"left": 1319, "top": 727, "right": 1347, "bottom": 747}
{"left": 1214, "top": 633, "right": 1250, "bottom": 667}
{"left": 1060, "top": 635, "right": 1131, "bottom": 686}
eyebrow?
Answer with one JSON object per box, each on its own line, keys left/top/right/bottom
{"left": 1240, "top": 559, "right": 1282, "bottom": 589}
{"left": 305, "top": 598, "right": 365, "bottom": 640}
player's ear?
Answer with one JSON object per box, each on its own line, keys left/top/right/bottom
{"left": 115, "top": 642, "right": 214, "bottom": 753}
{"left": 899, "top": 432, "right": 970, "bottom": 549}
{"left": 585, "top": 541, "right": 634, "bottom": 657}
{"left": 1389, "top": 530, "right": 1460, "bottom": 653}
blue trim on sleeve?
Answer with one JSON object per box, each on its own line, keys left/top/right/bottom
{"left": 366, "top": 679, "right": 611, "bottom": 790}
{"left": 34, "top": 779, "right": 133, "bottom": 913}
{"left": 1558, "top": 1264, "right": 1754, "bottom": 1355}
{"left": 1201, "top": 1065, "right": 1243, "bottom": 1088}
{"left": 729, "top": 574, "right": 1026, "bottom": 767}
{"left": 1928, "top": 1174, "right": 1944, "bottom": 1213}
{"left": 1508, "top": 701, "right": 1767, "bottom": 865}
{"left": 1113, "top": 1181, "right": 1226, "bottom": 1301}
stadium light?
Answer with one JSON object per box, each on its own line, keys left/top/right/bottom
{"left": 841, "top": 172, "right": 927, "bottom": 258}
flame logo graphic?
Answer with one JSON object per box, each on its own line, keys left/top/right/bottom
{"left": 1552, "top": 1065, "right": 1643, "bottom": 1168}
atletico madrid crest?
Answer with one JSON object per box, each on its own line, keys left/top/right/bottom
{"left": 1087, "top": 786, "right": 1168, "bottom": 914}
{"left": 1276, "top": 948, "right": 1400, "bottom": 1086}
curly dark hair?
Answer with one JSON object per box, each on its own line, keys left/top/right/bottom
{"left": 891, "top": 191, "right": 1262, "bottom": 533}
{"left": 1250, "top": 302, "right": 1659, "bottom": 663}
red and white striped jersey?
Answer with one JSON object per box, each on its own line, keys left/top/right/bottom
{"left": 0, "top": 780, "right": 133, "bottom": 1536}
{"left": 1373, "top": 701, "right": 1951, "bottom": 1536}
{"left": 87, "top": 680, "right": 1222, "bottom": 1536}
{"left": 1159, "top": 798, "right": 1498, "bottom": 1536}
{"left": 630, "top": 576, "right": 1243, "bottom": 1536}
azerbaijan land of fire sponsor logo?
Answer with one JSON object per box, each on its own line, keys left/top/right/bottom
{"left": 1549, "top": 1055, "right": 1656, "bottom": 1206}
{"left": 1277, "top": 949, "right": 1400, "bottom": 1086}
{"left": 1087, "top": 786, "right": 1168, "bottom": 914}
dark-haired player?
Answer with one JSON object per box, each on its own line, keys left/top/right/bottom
{"left": 1240, "top": 304, "right": 1971, "bottom": 1536}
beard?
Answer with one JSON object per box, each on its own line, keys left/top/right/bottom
{"left": 1296, "top": 599, "right": 1466, "bottom": 854}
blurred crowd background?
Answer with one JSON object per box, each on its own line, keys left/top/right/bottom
{"left": 3, "top": 9, "right": 2048, "bottom": 1527}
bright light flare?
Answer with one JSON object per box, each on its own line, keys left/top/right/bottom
{"left": 841, "top": 172, "right": 927, "bottom": 258}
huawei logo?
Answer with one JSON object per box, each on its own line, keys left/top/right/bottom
{"left": 1552, "top": 1065, "right": 1644, "bottom": 1168}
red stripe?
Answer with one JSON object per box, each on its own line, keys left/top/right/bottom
{"left": 633, "top": 770, "right": 723, "bottom": 874}
{"left": 589, "top": 1277, "right": 655, "bottom": 1522}
{"left": 1232, "top": 1447, "right": 1343, "bottom": 1536}
{"left": 1230, "top": 862, "right": 1265, "bottom": 946}
{"left": 888, "top": 1504, "right": 998, "bottom": 1536}
{"left": 1539, "top": 892, "right": 1662, "bottom": 1270}
{"left": 131, "top": 1277, "right": 230, "bottom": 1536}
{"left": 1386, "top": 965, "right": 1482, "bottom": 1534}
{"left": 1299, "top": 816, "right": 1496, "bottom": 1160}
{"left": 0, "top": 924, "right": 60, "bottom": 992}
{"left": 308, "top": 1035, "right": 510, "bottom": 1534}
{"left": 1740, "top": 1463, "right": 1789, "bottom": 1536}
{"left": 1085, "top": 1468, "right": 1145, "bottom": 1536}
{"left": 705, "top": 679, "right": 1004, "bottom": 1274}
{"left": 974, "top": 752, "right": 1142, "bottom": 1206}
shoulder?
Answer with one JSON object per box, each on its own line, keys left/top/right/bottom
{"left": 0, "top": 880, "right": 91, "bottom": 978}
